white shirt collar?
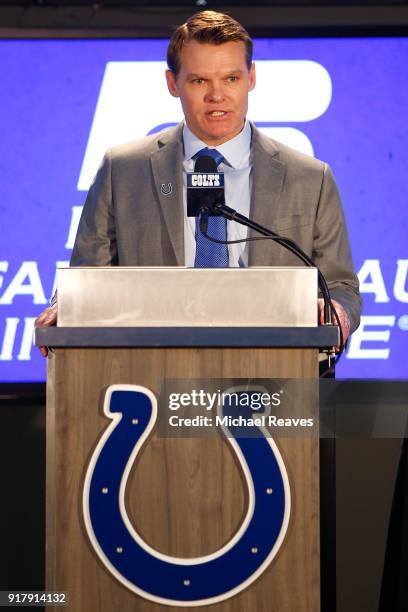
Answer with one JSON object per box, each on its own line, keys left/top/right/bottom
{"left": 183, "top": 120, "right": 251, "bottom": 169}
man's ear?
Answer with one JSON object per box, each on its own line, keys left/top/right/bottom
{"left": 248, "top": 63, "right": 256, "bottom": 92}
{"left": 165, "top": 70, "right": 179, "bottom": 98}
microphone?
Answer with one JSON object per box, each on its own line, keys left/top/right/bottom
{"left": 187, "top": 155, "right": 225, "bottom": 217}
{"left": 187, "top": 158, "right": 338, "bottom": 343}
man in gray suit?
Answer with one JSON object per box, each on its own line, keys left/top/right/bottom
{"left": 36, "top": 10, "right": 360, "bottom": 353}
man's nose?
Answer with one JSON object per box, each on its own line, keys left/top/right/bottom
{"left": 205, "top": 82, "right": 225, "bottom": 102}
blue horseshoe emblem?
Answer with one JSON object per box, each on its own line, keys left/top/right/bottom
{"left": 83, "top": 385, "right": 291, "bottom": 606}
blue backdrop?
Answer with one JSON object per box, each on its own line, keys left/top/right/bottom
{"left": 1, "top": 37, "right": 407, "bottom": 381}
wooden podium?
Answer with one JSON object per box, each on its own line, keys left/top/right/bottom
{"left": 35, "top": 268, "right": 338, "bottom": 612}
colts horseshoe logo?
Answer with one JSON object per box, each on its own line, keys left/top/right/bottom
{"left": 83, "top": 385, "right": 291, "bottom": 606}
{"left": 160, "top": 182, "right": 173, "bottom": 195}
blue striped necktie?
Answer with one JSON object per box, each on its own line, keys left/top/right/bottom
{"left": 194, "top": 148, "right": 229, "bottom": 268}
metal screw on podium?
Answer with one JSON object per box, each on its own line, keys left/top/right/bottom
{"left": 116, "top": 547, "right": 123, "bottom": 554}
{"left": 132, "top": 418, "right": 139, "bottom": 425}
{"left": 102, "top": 487, "right": 108, "bottom": 494}
{"left": 251, "top": 547, "right": 258, "bottom": 554}
{"left": 266, "top": 488, "right": 273, "bottom": 495}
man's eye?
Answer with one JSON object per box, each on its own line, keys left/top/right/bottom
{"left": 192, "top": 78, "right": 204, "bottom": 84}
{"left": 227, "top": 76, "right": 238, "bottom": 82}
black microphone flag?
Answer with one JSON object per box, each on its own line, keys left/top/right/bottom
{"left": 187, "top": 155, "right": 225, "bottom": 217}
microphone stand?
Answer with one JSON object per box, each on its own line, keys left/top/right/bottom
{"left": 199, "top": 203, "right": 341, "bottom": 359}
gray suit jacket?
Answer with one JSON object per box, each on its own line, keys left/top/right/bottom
{"left": 71, "top": 122, "right": 361, "bottom": 332}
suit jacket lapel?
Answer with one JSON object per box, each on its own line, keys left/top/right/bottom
{"left": 149, "top": 123, "right": 286, "bottom": 267}
{"left": 249, "top": 125, "right": 286, "bottom": 265}
{"left": 150, "top": 123, "right": 184, "bottom": 265}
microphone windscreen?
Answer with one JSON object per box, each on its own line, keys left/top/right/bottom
{"left": 194, "top": 155, "right": 218, "bottom": 173}
{"left": 187, "top": 155, "right": 224, "bottom": 217}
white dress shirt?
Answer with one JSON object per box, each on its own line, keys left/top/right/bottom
{"left": 182, "top": 120, "right": 252, "bottom": 267}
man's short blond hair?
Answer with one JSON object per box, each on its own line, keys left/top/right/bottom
{"left": 167, "top": 10, "right": 253, "bottom": 77}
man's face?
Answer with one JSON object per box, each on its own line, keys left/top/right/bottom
{"left": 166, "top": 40, "right": 256, "bottom": 146}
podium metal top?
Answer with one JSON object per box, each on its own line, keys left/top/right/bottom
{"left": 57, "top": 267, "right": 318, "bottom": 328}
{"left": 39, "top": 266, "right": 338, "bottom": 347}
{"left": 34, "top": 326, "right": 339, "bottom": 348}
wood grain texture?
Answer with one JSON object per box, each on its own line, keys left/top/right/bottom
{"left": 46, "top": 348, "right": 320, "bottom": 611}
